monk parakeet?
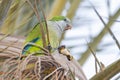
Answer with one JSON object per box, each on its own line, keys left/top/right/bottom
{"left": 22, "top": 16, "right": 72, "bottom": 55}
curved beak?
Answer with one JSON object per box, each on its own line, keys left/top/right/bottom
{"left": 64, "top": 24, "right": 72, "bottom": 31}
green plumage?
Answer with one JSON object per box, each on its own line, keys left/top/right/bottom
{"left": 22, "top": 16, "right": 71, "bottom": 55}
{"left": 50, "top": 16, "right": 66, "bottom": 21}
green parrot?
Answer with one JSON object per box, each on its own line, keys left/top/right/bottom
{"left": 22, "top": 16, "right": 72, "bottom": 55}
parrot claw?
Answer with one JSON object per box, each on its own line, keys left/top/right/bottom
{"left": 58, "top": 45, "right": 66, "bottom": 53}
{"left": 66, "top": 55, "right": 73, "bottom": 61}
{"left": 58, "top": 45, "right": 73, "bottom": 61}
{"left": 46, "top": 44, "right": 52, "bottom": 52}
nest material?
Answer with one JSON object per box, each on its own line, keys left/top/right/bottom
{"left": 0, "top": 34, "right": 75, "bottom": 80}
{"left": 1, "top": 55, "right": 73, "bottom": 80}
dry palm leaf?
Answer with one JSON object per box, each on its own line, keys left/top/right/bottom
{"left": 0, "top": 33, "right": 87, "bottom": 80}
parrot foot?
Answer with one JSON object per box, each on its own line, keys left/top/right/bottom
{"left": 46, "top": 44, "right": 52, "bottom": 52}
{"left": 66, "top": 55, "right": 73, "bottom": 61}
{"left": 58, "top": 45, "right": 73, "bottom": 61}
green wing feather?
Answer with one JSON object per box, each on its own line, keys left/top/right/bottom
{"left": 23, "top": 23, "right": 45, "bottom": 55}
{"left": 24, "top": 23, "right": 41, "bottom": 44}
{"left": 22, "top": 21, "right": 59, "bottom": 54}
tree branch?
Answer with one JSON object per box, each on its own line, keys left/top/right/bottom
{"left": 90, "top": 59, "right": 120, "bottom": 80}
{"left": 78, "top": 8, "right": 120, "bottom": 65}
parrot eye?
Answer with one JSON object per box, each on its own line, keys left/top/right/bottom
{"left": 64, "top": 18, "right": 67, "bottom": 21}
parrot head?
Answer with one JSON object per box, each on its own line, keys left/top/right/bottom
{"left": 50, "top": 16, "right": 72, "bottom": 32}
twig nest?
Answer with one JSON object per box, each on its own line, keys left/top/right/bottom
{"left": 1, "top": 54, "right": 73, "bottom": 80}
